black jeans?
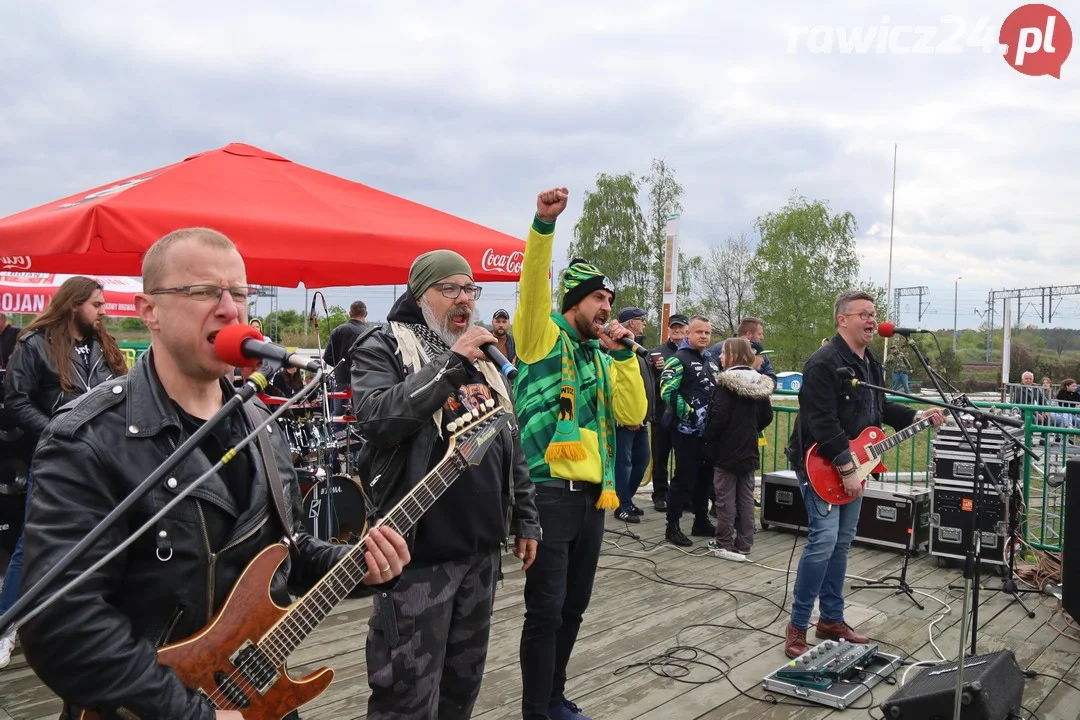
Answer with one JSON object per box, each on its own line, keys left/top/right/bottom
{"left": 666, "top": 432, "right": 710, "bottom": 528}
{"left": 650, "top": 424, "right": 672, "bottom": 500}
{"left": 519, "top": 482, "right": 605, "bottom": 720}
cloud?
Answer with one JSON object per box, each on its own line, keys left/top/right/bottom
{"left": 1, "top": 0, "right": 1077, "bottom": 332}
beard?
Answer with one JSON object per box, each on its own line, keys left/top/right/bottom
{"left": 572, "top": 307, "right": 606, "bottom": 340}
{"left": 420, "top": 297, "right": 474, "bottom": 347}
{"left": 75, "top": 316, "right": 97, "bottom": 339}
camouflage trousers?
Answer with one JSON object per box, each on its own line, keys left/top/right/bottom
{"left": 366, "top": 548, "right": 500, "bottom": 720}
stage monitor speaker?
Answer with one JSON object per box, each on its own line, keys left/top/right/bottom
{"left": 879, "top": 650, "right": 1024, "bottom": 719}
{"left": 1064, "top": 459, "right": 1080, "bottom": 623}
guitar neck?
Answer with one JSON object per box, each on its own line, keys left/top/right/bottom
{"left": 261, "top": 450, "right": 467, "bottom": 663}
{"left": 868, "top": 415, "right": 935, "bottom": 458}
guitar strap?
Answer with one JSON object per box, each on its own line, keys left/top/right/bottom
{"left": 243, "top": 403, "right": 293, "bottom": 542}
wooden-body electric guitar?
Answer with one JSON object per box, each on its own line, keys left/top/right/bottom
{"left": 804, "top": 414, "right": 936, "bottom": 505}
{"left": 80, "top": 401, "right": 508, "bottom": 720}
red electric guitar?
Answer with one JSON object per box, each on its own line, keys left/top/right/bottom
{"left": 804, "top": 414, "right": 937, "bottom": 505}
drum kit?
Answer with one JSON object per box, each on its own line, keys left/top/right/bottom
{"left": 258, "top": 385, "right": 367, "bottom": 545}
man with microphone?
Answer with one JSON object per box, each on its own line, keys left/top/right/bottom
{"left": 783, "top": 290, "right": 944, "bottom": 659}
{"left": 349, "top": 249, "right": 541, "bottom": 720}
{"left": 16, "top": 227, "right": 409, "bottom": 719}
{"left": 513, "top": 188, "right": 647, "bottom": 720}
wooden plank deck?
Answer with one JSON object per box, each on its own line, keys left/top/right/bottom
{"left": 2, "top": 499, "right": 1078, "bottom": 719}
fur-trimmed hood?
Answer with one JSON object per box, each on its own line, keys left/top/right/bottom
{"left": 714, "top": 366, "right": 775, "bottom": 399}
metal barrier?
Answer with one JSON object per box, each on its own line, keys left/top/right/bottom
{"left": 766, "top": 389, "right": 1073, "bottom": 552}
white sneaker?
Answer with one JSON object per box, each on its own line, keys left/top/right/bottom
{"left": 0, "top": 627, "right": 15, "bottom": 669}
{"left": 707, "top": 542, "right": 747, "bottom": 562}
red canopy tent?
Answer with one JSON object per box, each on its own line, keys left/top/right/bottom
{"left": 0, "top": 273, "right": 141, "bottom": 318}
{"left": 0, "top": 143, "right": 525, "bottom": 288}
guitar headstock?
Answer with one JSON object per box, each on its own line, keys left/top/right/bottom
{"left": 445, "top": 400, "right": 509, "bottom": 466}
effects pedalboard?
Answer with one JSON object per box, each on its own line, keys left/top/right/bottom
{"left": 762, "top": 639, "right": 901, "bottom": 710}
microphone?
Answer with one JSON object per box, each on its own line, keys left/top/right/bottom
{"left": 602, "top": 323, "right": 649, "bottom": 357}
{"left": 481, "top": 343, "right": 518, "bottom": 380}
{"left": 214, "top": 324, "right": 322, "bottom": 372}
{"left": 836, "top": 367, "right": 858, "bottom": 388}
{"left": 309, "top": 293, "right": 319, "bottom": 327}
{"left": 877, "top": 322, "right": 930, "bottom": 338}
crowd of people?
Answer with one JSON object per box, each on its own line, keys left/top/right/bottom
{"left": 0, "top": 187, "right": 960, "bottom": 718}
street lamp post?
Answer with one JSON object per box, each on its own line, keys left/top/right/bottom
{"left": 953, "top": 275, "right": 963, "bottom": 352}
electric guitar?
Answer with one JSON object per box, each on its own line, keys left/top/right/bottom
{"left": 80, "top": 401, "right": 509, "bottom": 720}
{"left": 804, "top": 414, "right": 936, "bottom": 505}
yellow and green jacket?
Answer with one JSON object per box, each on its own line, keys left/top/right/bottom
{"left": 512, "top": 216, "right": 648, "bottom": 485}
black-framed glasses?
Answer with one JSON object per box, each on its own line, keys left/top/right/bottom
{"left": 149, "top": 285, "right": 257, "bottom": 303}
{"left": 431, "top": 282, "right": 482, "bottom": 300}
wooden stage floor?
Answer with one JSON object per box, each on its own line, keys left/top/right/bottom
{"left": 1, "top": 504, "right": 1078, "bottom": 719}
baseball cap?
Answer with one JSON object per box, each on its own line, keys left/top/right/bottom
{"left": 618, "top": 307, "right": 647, "bottom": 323}
{"left": 492, "top": 309, "right": 509, "bottom": 320}
{"left": 668, "top": 314, "right": 689, "bottom": 327}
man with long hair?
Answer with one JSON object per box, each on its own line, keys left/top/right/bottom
{"left": 0, "top": 276, "right": 128, "bottom": 667}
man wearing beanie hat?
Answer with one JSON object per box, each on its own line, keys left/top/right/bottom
{"left": 349, "top": 250, "right": 542, "bottom": 720}
{"left": 491, "top": 308, "right": 517, "bottom": 364}
{"left": 513, "top": 188, "right": 647, "bottom": 720}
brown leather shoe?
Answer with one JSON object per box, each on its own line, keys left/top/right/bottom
{"left": 785, "top": 623, "right": 809, "bottom": 659}
{"left": 815, "top": 619, "right": 869, "bottom": 643}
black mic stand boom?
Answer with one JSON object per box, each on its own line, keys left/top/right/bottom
{"left": 0, "top": 364, "right": 326, "bottom": 636}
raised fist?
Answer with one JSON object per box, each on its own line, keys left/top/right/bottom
{"left": 537, "top": 188, "right": 569, "bottom": 223}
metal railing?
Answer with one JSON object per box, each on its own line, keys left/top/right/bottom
{"left": 764, "top": 390, "right": 1073, "bottom": 552}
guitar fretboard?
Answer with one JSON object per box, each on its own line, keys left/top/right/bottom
{"left": 258, "top": 434, "right": 474, "bottom": 664}
{"left": 867, "top": 416, "right": 935, "bottom": 460}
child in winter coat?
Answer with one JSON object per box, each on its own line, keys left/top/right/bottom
{"left": 703, "top": 338, "right": 775, "bottom": 561}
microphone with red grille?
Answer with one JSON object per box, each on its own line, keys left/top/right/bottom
{"left": 213, "top": 324, "right": 322, "bottom": 372}
{"left": 877, "top": 322, "right": 930, "bottom": 338}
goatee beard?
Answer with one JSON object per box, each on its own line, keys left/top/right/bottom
{"left": 420, "top": 298, "right": 472, "bottom": 347}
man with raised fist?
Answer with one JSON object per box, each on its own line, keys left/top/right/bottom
{"left": 513, "top": 188, "right": 648, "bottom": 720}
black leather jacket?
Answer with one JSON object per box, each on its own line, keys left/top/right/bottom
{"left": 4, "top": 329, "right": 120, "bottom": 446}
{"left": 349, "top": 324, "right": 542, "bottom": 554}
{"left": 785, "top": 335, "right": 916, "bottom": 472}
{"left": 19, "top": 351, "right": 357, "bottom": 720}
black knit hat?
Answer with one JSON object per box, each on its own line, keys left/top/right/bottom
{"left": 560, "top": 258, "right": 614, "bottom": 313}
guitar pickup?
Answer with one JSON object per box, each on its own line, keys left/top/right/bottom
{"left": 229, "top": 639, "right": 280, "bottom": 695}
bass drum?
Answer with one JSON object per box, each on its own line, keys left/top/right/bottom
{"left": 302, "top": 474, "right": 367, "bottom": 545}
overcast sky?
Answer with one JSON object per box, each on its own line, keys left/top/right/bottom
{"left": 1, "top": 1, "right": 1076, "bottom": 332}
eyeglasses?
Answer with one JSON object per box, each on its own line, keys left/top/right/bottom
{"left": 431, "top": 282, "right": 482, "bottom": 300}
{"left": 149, "top": 285, "right": 257, "bottom": 303}
{"left": 841, "top": 311, "right": 878, "bottom": 321}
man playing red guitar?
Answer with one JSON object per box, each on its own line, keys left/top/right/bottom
{"left": 783, "top": 290, "right": 944, "bottom": 659}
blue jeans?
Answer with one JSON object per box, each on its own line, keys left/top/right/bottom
{"left": 0, "top": 467, "right": 31, "bottom": 618}
{"left": 790, "top": 471, "right": 863, "bottom": 629}
{"left": 615, "top": 426, "right": 650, "bottom": 511}
{"left": 891, "top": 371, "right": 910, "bottom": 394}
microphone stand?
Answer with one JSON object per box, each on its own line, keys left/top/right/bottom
{"left": 894, "top": 334, "right": 1038, "bottom": 720}
{"left": 0, "top": 365, "right": 325, "bottom": 636}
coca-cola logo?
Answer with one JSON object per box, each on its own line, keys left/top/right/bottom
{"left": 481, "top": 248, "right": 524, "bottom": 274}
{"left": 1, "top": 256, "right": 31, "bottom": 271}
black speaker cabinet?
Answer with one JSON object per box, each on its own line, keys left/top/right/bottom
{"left": 1064, "top": 460, "right": 1080, "bottom": 623}
{"left": 880, "top": 650, "right": 1024, "bottom": 719}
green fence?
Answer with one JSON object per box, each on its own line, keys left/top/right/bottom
{"left": 763, "top": 390, "right": 1072, "bottom": 552}
{"left": 117, "top": 341, "right": 150, "bottom": 369}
